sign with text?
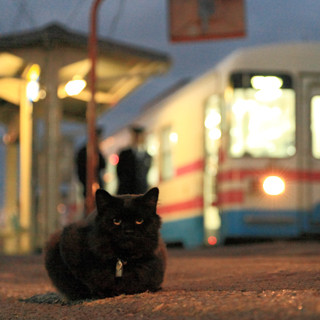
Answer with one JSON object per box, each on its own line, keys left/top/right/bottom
{"left": 168, "top": 0, "right": 246, "bottom": 42}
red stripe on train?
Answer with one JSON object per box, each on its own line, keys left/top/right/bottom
{"left": 158, "top": 196, "right": 203, "bottom": 215}
{"left": 176, "top": 159, "right": 204, "bottom": 176}
{"left": 174, "top": 160, "right": 320, "bottom": 183}
{"left": 218, "top": 169, "right": 320, "bottom": 182}
{"left": 215, "top": 190, "right": 244, "bottom": 206}
{"left": 158, "top": 191, "right": 244, "bottom": 215}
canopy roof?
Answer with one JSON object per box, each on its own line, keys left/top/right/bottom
{"left": 0, "top": 23, "right": 171, "bottom": 124}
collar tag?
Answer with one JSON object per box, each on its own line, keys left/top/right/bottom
{"left": 115, "top": 259, "right": 125, "bottom": 278}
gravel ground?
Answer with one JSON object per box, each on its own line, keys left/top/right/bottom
{"left": 1, "top": 240, "right": 320, "bottom": 319}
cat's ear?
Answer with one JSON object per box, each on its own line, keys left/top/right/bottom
{"left": 95, "top": 189, "right": 115, "bottom": 214}
{"left": 141, "top": 187, "right": 159, "bottom": 207}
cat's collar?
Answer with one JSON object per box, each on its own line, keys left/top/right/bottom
{"left": 114, "top": 254, "right": 144, "bottom": 278}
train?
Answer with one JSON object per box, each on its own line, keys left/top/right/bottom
{"left": 101, "top": 42, "right": 320, "bottom": 248}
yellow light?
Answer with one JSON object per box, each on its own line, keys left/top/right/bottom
{"left": 263, "top": 176, "right": 285, "bottom": 196}
{"left": 26, "top": 64, "right": 41, "bottom": 102}
{"left": 26, "top": 80, "right": 40, "bottom": 102}
{"left": 64, "top": 78, "right": 86, "bottom": 96}
{"left": 209, "top": 128, "right": 221, "bottom": 140}
{"left": 205, "top": 111, "right": 221, "bottom": 129}
{"left": 254, "top": 89, "right": 283, "bottom": 102}
{"left": 26, "top": 64, "right": 40, "bottom": 81}
{"left": 251, "top": 76, "right": 283, "bottom": 90}
{"left": 169, "top": 132, "right": 178, "bottom": 144}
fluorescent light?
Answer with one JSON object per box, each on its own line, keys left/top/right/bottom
{"left": 26, "top": 80, "right": 40, "bottom": 102}
{"left": 64, "top": 78, "right": 86, "bottom": 96}
{"left": 251, "top": 76, "right": 283, "bottom": 90}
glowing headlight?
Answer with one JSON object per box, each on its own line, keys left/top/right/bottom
{"left": 263, "top": 176, "right": 285, "bottom": 196}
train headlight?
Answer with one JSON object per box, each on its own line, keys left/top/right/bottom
{"left": 262, "top": 176, "right": 285, "bottom": 196}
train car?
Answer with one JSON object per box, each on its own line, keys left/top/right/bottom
{"left": 102, "top": 42, "right": 320, "bottom": 248}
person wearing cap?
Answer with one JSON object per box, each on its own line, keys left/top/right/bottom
{"left": 117, "top": 126, "right": 152, "bottom": 195}
{"left": 75, "top": 127, "right": 106, "bottom": 198}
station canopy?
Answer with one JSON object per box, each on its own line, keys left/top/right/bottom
{"left": 0, "top": 23, "right": 171, "bottom": 124}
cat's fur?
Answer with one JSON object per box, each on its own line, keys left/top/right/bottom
{"left": 44, "top": 187, "right": 166, "bottom": 301}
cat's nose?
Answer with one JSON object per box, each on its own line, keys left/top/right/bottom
{"left": 124, "top": 229, "right": 134, "bottom": 235}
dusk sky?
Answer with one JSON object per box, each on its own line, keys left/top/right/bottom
{"left": 1, "top": 0, "right": 320, "bottom": 133}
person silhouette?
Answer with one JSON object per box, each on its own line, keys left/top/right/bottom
{"left": 75, "top": 128, "right": 106, "bottom": 198}
{"left": 117, "top": 126, "right": 152, "bottom": 195}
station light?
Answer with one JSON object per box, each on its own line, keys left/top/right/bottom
{"left": 65, "top": 77, "right": 87, "bottom": 96}
{"left": 26, "top": 64, "right": 40, "bottom": 82}
{"left": 26, "top": 64, "right": 41, "bottom": 102}
{"left": 26, "top": 81, "right": 40, "bottom": 102}
{"left": 262, "top": 175, "right": 285, "bottom": 196}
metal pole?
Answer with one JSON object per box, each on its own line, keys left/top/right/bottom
{"left": 86, "top": 0, "right": 104, "bottom": 215}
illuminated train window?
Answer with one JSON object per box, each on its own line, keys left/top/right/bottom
{"left": 229, "top": 72, "right": 295, "bottom": 158}
{"left": 311, "top": 96, "right": 320, "bottom": 159}
{"left": 160, "top": 126, "right": 174, "bottom": 180}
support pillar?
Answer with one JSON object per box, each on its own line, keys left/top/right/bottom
{"left": 19, "top": 79, "right": 33, "bottom": 253}
{"left": 3, "top": 143, "right": 19, "bottom": 254}
{"left": 42, "top": 53, "right": 62, "bottom": 239}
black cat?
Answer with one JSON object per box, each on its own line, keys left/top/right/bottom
{"left": 44, "top": 187, "right": 166, "bottom": 301}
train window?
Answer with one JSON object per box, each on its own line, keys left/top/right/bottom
{"left": 311, "top": 96, "right": 320, "bottom": 159}
{"left": 229, "top": 73, "right": 295, "bottom": 158}
{"left": 204, "top": 95, "right": 221, "bottom": 237}
{"left": 160, "top": 126, "right": 174, "bottom": 180}
{"left": 146, "top": 133, "right": 160, "bottom": 185}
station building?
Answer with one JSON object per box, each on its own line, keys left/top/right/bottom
{"left": 0, "top": 23, "right": 170, "bottom": 253}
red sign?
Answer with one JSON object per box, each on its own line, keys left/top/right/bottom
{"left": 168, "top": 0, "right": 246, "bottom": 42}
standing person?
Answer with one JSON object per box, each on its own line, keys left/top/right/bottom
{"left": 75, "top": 127, "right": 106, "bottom": 198}
{"left": 117, "top": 126, "right": 152, "bottom": 195}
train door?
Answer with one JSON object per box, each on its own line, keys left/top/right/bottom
{"left": 300, "top": 74, "right": 320, "bottom": 232}
{"left": 203, "top": 95, "right": 222, "bottom": 245}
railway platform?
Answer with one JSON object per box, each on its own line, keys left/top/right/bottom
{"left": 1, "top": 240, "right": 320, "bottom": 319}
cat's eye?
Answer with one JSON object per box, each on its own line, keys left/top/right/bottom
{"left": 113, "top": 218, "right": 122, "bottom": 226}
{"left": 135, "top": 218, "right": 144, "bottom": 225}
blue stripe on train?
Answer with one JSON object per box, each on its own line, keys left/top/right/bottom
{"left": 161, "top": 215, "right": 204, "bottom": 249}
{"left": 219, "top": 209, "right": 310, "bottom": 239}
{"left": 161, "top": 207, "right": 320, "bottom": 248}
